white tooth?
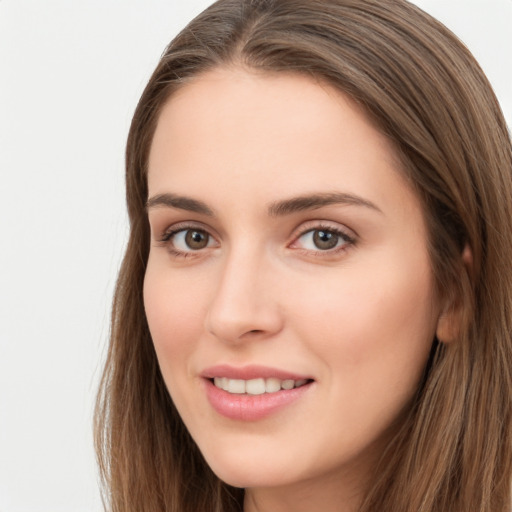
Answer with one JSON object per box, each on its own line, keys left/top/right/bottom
{"left": 281, "top": 379, "right": 294, "bottom": 390}
{"left": 265, "top": 378, "right": 281, "bottom": 393}
{"left": 214, "top": 377, "right": 223, "bottom": 389}
{"left": 246, "top": 378, "right": 266, "bottom": 395}
{"left": 221, "top": 377, "right": 230, "bottom": 391}
{"left": 227, "top": 379, "right": 246, "bottom": 394}
{"left": 294, "top": 379, "right": 307, "bottom": 388}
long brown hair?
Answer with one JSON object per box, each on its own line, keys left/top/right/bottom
{"left": 95, "top": 1, "right": 512, "bottom": 510}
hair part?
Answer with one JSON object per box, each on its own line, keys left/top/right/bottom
{"left": 95, "top": 1, "right": 512, "bottom": 510}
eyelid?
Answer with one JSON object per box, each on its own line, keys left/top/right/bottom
{"left": 290, "top": 219, "right": 356, "bottom": 239}
{"left": 156, "top": 220, "right": 215, "bottom": 242}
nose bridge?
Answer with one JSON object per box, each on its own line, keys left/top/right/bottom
{"left": 205, "top": 240, "right": 281, "bottom": 343}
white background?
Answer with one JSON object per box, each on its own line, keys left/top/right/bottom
{"left": 0, "top": 1, "right": 510, "bottom": 511}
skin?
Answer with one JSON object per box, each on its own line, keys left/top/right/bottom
{"left": 144, "top": 68, "right": 447, "bottom": 512}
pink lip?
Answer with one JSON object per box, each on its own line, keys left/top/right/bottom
{"left": 201, "top": 364, "right": 311, "bottom": 381}
{"left": 200, "top": 365, "right": 314, "bottom": 421}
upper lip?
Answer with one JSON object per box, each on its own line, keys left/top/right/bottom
{"left": 201, "top": 364, "right": 312, "bottom": 381}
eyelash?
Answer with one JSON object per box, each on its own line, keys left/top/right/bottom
{"left": 157, "top": 222, "right": 356, "bottom": 259}
{"left": 157, "top": 223, "right": 215, "bottom": 259}
{"left": 291, "top": 223, "right": 356, "bottom": 256}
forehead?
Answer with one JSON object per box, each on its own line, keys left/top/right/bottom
{"left": 147, "top": 67, "right": 418, "bottom": 222}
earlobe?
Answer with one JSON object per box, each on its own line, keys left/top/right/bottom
{"left": 435, "top": 245, "right": 473, "bottom": 344}
{"left": 435, "top": 307, "right": 459, "bottom": 344}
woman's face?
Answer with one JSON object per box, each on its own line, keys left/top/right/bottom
{"left": 144, "top": 68, "right": 443, "bottom": 496}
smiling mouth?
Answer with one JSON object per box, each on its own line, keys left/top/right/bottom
{"left": 211, "top": 377, "right": 312, "bottom": 395}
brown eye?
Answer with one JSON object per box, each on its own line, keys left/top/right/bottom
{"left": 184, "top": 229, "right": 210, "bottom": 250}
{"left": 165, "top": 227, "right": 216, "bottom": 253}
{"left": 312, "top": 230, "right": 340, "bottom": 250}
{"left": 293, "top": 226, "right": 354, "bottom": 253}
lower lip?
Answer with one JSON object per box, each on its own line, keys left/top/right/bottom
{"left": 204, "top": 379, "right": 313, "bottom": 421}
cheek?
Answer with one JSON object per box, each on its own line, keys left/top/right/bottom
{"left": 143, "top": 262, "right": 207, "bottom": 373}
{"left": 289, "top": 255, "right": 437, "bottom": 395}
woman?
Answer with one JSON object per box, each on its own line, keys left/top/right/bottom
{"left": 95, "top": 1, "right": 512, "bottom": 511}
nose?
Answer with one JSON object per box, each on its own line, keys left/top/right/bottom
{"left": 204, "top": 247, "right": 284, "bottom": 344}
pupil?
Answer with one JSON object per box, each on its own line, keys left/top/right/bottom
{"left": 185, "top": 230, "right": 208, "bottom": 249}
{"left": 313, "top": 230, "right": 338, "bottom": 250}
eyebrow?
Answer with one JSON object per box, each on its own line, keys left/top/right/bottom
{"left": 146, "top": 193, "right": 214, "bottom": 216}
{"left": 268, "top": 192, "right": 382, "bottom": 216}
{"left": 146, "top": 191, "right": 382, "bottom": 217}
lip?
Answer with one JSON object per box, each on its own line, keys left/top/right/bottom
{"left": 201, "top": 365, "right": 314, "bottom": 421}
{"left": 201, "top": 364, "right": 311, "bottom": 381}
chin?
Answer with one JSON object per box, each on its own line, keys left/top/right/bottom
{"left": 203, "top": 450, "right": 299, "bottom": 489}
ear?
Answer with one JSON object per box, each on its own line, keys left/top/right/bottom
{"left": 435, "top": 245, "right": 473, "bottom": 344}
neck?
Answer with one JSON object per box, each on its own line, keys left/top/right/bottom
{"left": 243, "top": 467, "right": 365, "bottom": 512}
